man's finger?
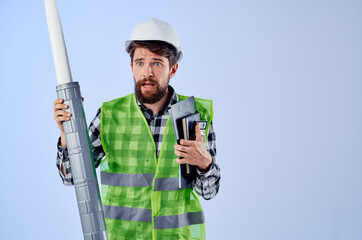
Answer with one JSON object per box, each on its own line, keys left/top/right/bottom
{"left": 55, "top": 104, "right": 69, "bottom": 110}
{"left": 54, "top": 98, "right": 63, "bottom": 104}
{"left": 174, "top": 149, "right": 187, "bottom": 158}
{"left": 58, "top": 116, "right": 71, "bottom": 122}
{"left": 175, "top": 158, "right": 189, "bottom": 164}
{"left": 179, "top": 139, "right": 194, "bottom": 146}
{"left": 174, "top": 144, "right": 189, "bottom": 152}
{"left": 195, "top": 123, "right": 203, "bottom": 142}
{"left": 56, "top": 110, "right": 71, "bottom": 117}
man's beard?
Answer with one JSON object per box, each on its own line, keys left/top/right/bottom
{"left": 135, "top": 77, "right": 169, "bottom": 104}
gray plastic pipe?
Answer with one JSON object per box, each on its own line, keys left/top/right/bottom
{"left": 44, "top": 0, "right": 108, "bottom": 239}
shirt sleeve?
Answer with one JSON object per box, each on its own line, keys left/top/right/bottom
{"left": 56, "top": 138, "right": 73, "bottom": 186}
{"left": 193, "top": 121, "right": 221, "bottom": 200}
{"left": 56, "top": 108, "right": 105, "bottom": 185}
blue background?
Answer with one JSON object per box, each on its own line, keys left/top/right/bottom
{"left": 1, "top": 0, "right": 362, "bottom": 239}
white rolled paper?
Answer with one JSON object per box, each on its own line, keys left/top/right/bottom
{"left": 44, "top": 0, "right": 73, "bottom": 85}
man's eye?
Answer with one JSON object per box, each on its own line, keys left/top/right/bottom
{"left": 136, "top": 62, "right": 143, "bottom": 66}
{"left": 154, "top": 62, "right": 162, "bottom": 66}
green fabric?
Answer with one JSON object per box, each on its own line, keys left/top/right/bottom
{"left": 100, "top": 93, "right": 213, "bottom": 240}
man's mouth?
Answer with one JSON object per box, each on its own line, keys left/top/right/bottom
{"left": 142, "top": 83, "right": 155, "bottom": 88}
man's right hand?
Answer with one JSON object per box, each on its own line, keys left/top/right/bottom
{"left": 53, "top": 98, "right": 71, "bottom": 132}
{"left": 53, "top": 98, "right": 84, "bottom": 147}
{"left": 53, "top": 98, "right": 71, "bottom": 147}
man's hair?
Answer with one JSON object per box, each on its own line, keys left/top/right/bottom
{"left": 126, "top": 41, "right": 180, "bottom": 68}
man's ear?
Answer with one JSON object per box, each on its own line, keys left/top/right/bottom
{"left": 130, "top": 61, "right": 133, "bottom": 72}
{"left": 170, "top": 63, "right": 179, "bottom": 78}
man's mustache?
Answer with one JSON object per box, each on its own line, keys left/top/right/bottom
{"left": 138, "top": 78, "right": 158, "bottom": 85}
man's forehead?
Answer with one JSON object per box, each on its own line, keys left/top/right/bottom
{"left": 134, "top": 47, "right": 166, "bottom": 60}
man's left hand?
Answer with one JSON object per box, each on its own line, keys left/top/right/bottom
{"left": 174, "top": 123, "right": 212, "bottom": 172}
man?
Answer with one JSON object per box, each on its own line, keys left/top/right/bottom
{"left": 54, "top": 18, "right": 220, "bottom": 239}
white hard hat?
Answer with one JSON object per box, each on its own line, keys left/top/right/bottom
{"left": 125, "top": 18, "right": 183, "bottom": 62}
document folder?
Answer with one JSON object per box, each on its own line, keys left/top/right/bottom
{"left": 168, "top": 96, "right": 201, "bottom": 188}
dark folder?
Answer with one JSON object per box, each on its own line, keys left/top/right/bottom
{"left": 168, "top": 96, "right": 201, "bottom": 188}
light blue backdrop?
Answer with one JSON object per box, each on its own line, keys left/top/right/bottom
{"left": 1, "top": 0, "right": 361, "bottom": 239}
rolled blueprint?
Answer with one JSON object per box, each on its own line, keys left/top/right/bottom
{"left": 44, "top": 0, "right": 72, "bottom": 85}
{"left": 44, "top": 0, "right": 108, "bottom": 239}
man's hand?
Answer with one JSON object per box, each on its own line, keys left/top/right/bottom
{"left": 54, "top": 98, "right": 71, "bottom": 133}
{"left": 53, "top": 97, "right": 84, "bottom": 147}
{"left": 174, "top": 123, "right": 212, "bottom": 172}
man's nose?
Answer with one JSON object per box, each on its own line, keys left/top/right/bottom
{"left": 143, "top": 65, "right": 153, "bottom": 78}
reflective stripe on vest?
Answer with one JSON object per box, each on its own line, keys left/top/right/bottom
{"left": 154, "top": 211, "right": 205, "bottom": 229}
{"left": 101, "top": 172, "right": 154, "bottom": 187}
{"left": 154, "top": 177, "right": 191, "bottom": 191}
{"left": 104, "top": 204, "right": 205, "bottom": 229}
{"left": 102, "top": 172, "right": 191, "bottom": 191}
{"left": 104, "top": 205, "right": 152, "bottom": 222}
{"left": 100, "top": 93, "right": 212, "bottom": 239}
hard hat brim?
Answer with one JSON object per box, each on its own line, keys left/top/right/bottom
{"left": 125, "top": 40, "right": 183, "bottom": 62}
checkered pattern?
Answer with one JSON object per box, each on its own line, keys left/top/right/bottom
{"left": 100, "top": 92, "right": 209, "bottom": 239}
{"left": 105, "top": 218, "right": 152, "bottom": 240}
{"left": 56, "top": 86, "right": 220, "bottom": 200}
{"left": 100, "top": 94, "right": 158, "bottom": 238}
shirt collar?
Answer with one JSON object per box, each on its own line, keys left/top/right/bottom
{"left": 137, "top": 85, "right": 178, "bottom": 118}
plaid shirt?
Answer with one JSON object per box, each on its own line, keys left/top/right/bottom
{"left": 56, "top": 86, "right": 220, "bottom": 200}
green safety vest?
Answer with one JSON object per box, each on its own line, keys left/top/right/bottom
{"left": 100, "top": 93, "right": 213, "bottom": 240}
